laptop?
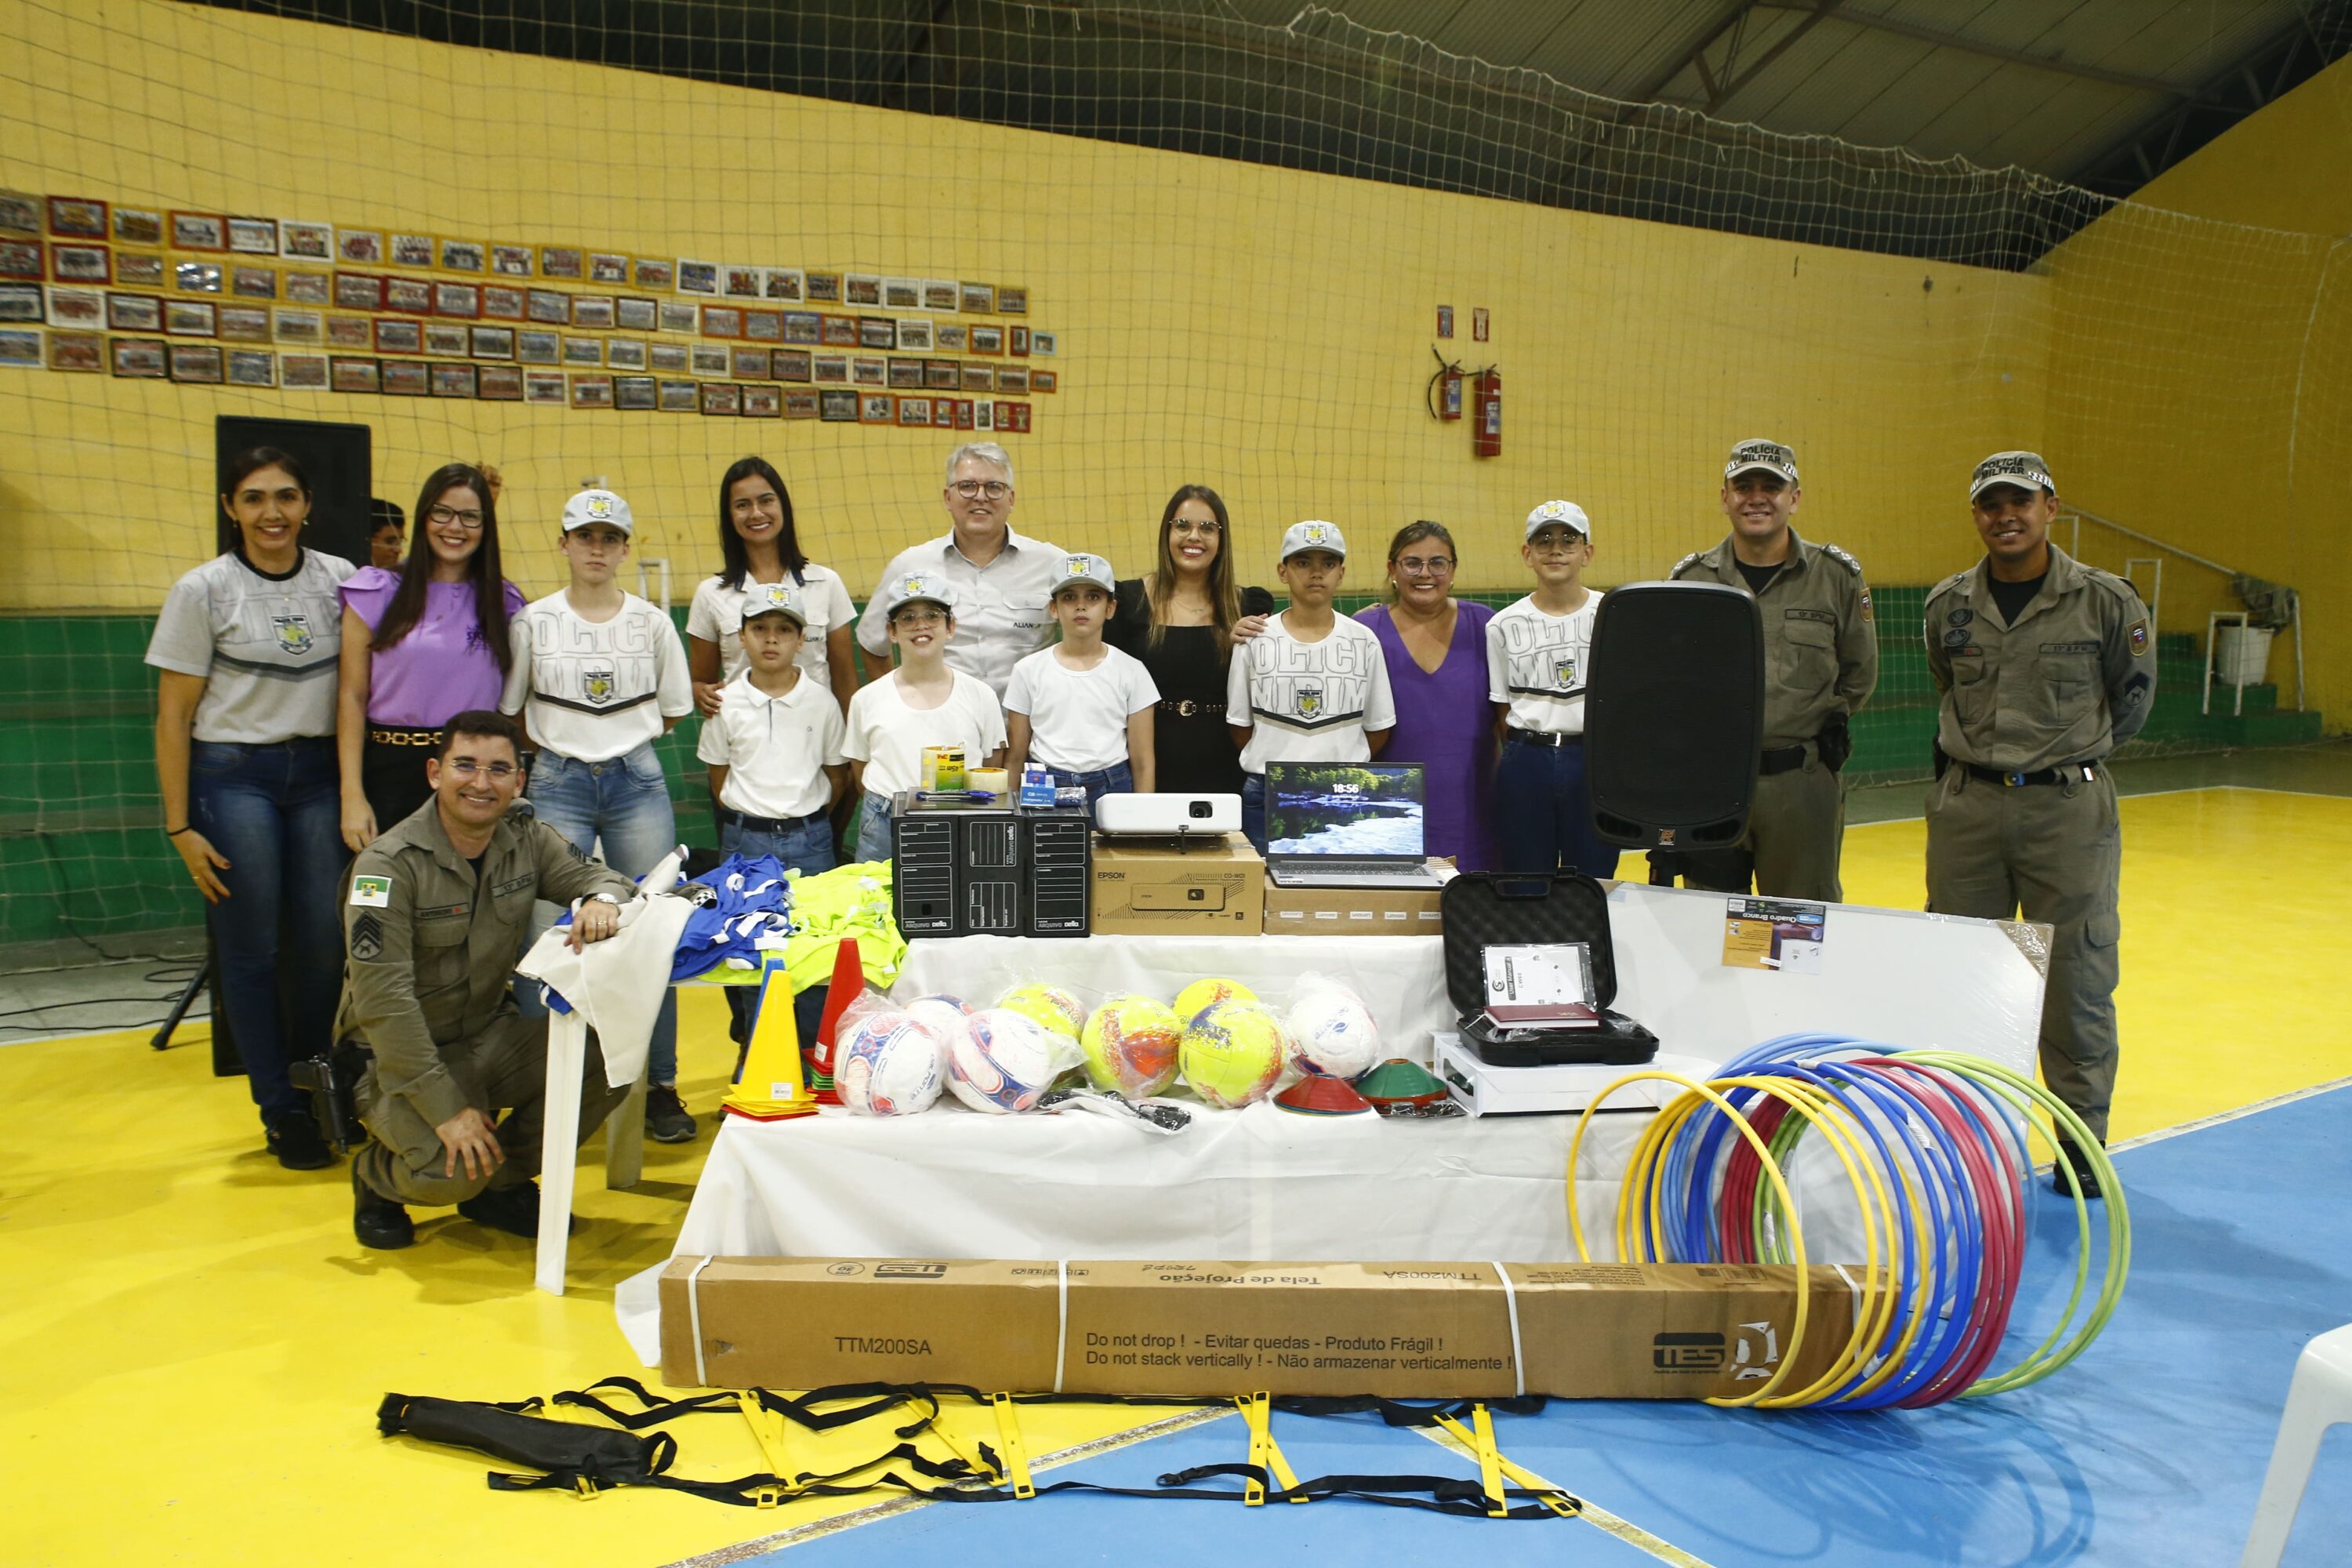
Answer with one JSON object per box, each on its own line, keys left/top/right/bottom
{"left": 1262, "top": 762, "right": 1446, "bottom": 889}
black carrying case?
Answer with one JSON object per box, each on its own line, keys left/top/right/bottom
{"left": 1439, "top": 872, "right": 1660, "bottom": 1067}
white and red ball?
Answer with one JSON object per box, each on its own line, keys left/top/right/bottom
{"left": 836, "top": 1009, "right": 945, "bottom": 1116}
{"left": 1285, "top": 987, "right": 1380, "bottom": 1080}
{"left": 946, "top": 1007, "right": 1064, "bottom": 1114}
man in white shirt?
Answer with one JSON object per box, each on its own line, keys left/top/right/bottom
{"left": 855, "top": 442, "right": 1062, "bottom": 696}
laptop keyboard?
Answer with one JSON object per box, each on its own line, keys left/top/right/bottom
{"left": 1275, "top": 861, "right": 1438, "bottom": 885}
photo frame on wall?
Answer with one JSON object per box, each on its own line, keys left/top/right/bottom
{"left": 658, "top": 378, "right": 699, "bottom": 412}
{"left": 111, "top": 336, "right": 167, "bottom": 378}
{"left": 325, "top": 314, "right": 374, "bottom": 349}
{"left": 430, "top": 363, "right": 477, "bottom": 397}
{"left": 50, "top": 245, "right": 110, "bottom": 285}
{"left": 996, "top": 285, "right": 1029, "bottom": 314}
{"left": 633, "top": 257, "right": 673, "bottom": 291}
{"left": 1030, "top": 368, "right": 1058, "bottom": 393}
{"left": 0, "top": 283, "right": 42, "bottom": 321}
{"left": 170, "top": 343, "right": 227, "bottom": 383}
{"left": 528, "top": 288, "right": 570, "bottom": 324}
{"left": 818, "top": 388, "right": 857, "bottom": 422}
{"left": 844, "top": 274, "right": 881, "bottom": 307}
{"left": 516, "top": 329, "right": 561, "bottom": 364}
{"left": 280, "top": 220, "right": 332, "bottom": 260}
{"left": 162, "top": 299, "right": 215, "bottom": 336}
{"left": 336, "top": 228, "right": 385, "bottom": 265}
{"left": 764, "top": 268, "right": 804, "bottom": 302}
{"left": 700, "top": 305, "right": 742, "bottom": 339}
{"left": 230, "top": 265, "right": 278, "bottom": 299}
{"left": 424, "top": 322, "right": 470, "bottom": 357}
{"left": 524, "top": 369, "right": 566, "bottom": 404}
{"left": 612, "top": 375, "right": 655, "bottom": 410}
{"left": 107, "top": 292, "right": 162, "bottom": 332}
{"left": 111, "top": 207, "right": 162, "bottom": 245}
{"left": 882, "top": 278, "right": 920, "bottom": 310}
{"left": 440, "top": 239, "right": 486, "bottom": 274}
{"left": 171, "top": 211, "right": 227, "bottom": 251}
{"left": 858, "top": 318, "right": 895, "bottom": 350}
{"left": 895, "top": 396, "right": 931, "bottom": 426}
{"left": 481, "top": 285, "right": 526, "bottom": 321}
{"left": 782, "top": 310, "right": 819, "bottom": 345}
{"left": 384, "top": 275, "right": 433, "bottom": 314}
{"left": 0, "top": 194, "right": 38, "bottom": 236}
{"left": 334, "top": 271, "right": 383, "bottom": 310}
{"left": 615, "top": 296, "right": 658, "bottom": 332}
{"left": 434, "top": 281, "right": 482, "bottom": 319}
{"left": 742, "top": 386, "right": 782, "bottom": 418}
{"left": 117, "top": 252, "right": 168, "bottom": 289}
{"left": 218, "top": 305, "right": 270, "bottom": 343}
{"left": 676, "top": 260, "right": 718, "bottom": 296}
{"left": 649, "top": 341, "right": 689, "bottom": 373}
{"left": 492, "top": 244, "right": 535, "bottom": 277}
{"left": 4, "top": 328, "right": 49, "bottom": 367}
{"left": 283, "top": 268, "right": 331, "bottom": 304}
{"left": 227, "top": 217, "right": 279, "bottom": 256}
{"left": 329, "top": 355, "right": 378, "bottom": 392}
{"left": 589, "top": 251, "right": 630, "bottom": 285}
{"left": 960, "top": 281, "right": 994, "bottom": 314}
{"left": 924, "top": 358, "right": 958, "bottom": 390}
{"left": 477, "top": 364, "right": 524, "bottom": 400}
{"left": 540, "top": 246, "right": 585, "bottom": 281}
{"left": 818, "top": 314, "right": 858, "bottom": 347}
{"left": 742, "top": 308, "right": 781, "bottom": 343}
{"left": 731, "top": 346, "right": 770, "bottom": 379}
{"left": 935, "top": 322, "right": 967, "bottom": 352}
{"left": 700, "top": 382, "right": 742, "bottom": 416}
{"left": 604, "top": 338, "right": 646, "bottom": 371}
{"left": 804, "top": 272, "right": 840, "bottom": 303}
{"left": 851, "top": 355, "right": 886, "bottom": 387}
{"left": 470, "top": 326, "right": 516, "bottom": 360}
{"left": 46, "top": 288, "right": 103, "bottom": 329}
{"left": 382, "top": 358, "right": 430, "bottom": 396}
{"left": 390, "top": 232, "right": 436, "bottom": 269}
{"left": 227, "top": 348, "right": 276, "bottom": 387}
{"left": 785, "top": 389, "right": 820, "bottom": 419}
{"left": 47, "top": 331, "right": 103, "bottom": 372}
{"left": 49, "top": 198, "right": 109, "bottom": 239}
{"left": 659, "top": 301, "right": 699, "bottom": 334}
{"left": 723, "top": 265, "right": 762, "bottom": 299}
{"left": 691, "top": 343, "right": 729, "bottom": 376}
{"left": 887, "top": 358, "right": 924, "bottom": 390}
{"left": 562, "top": 336, "right": 604, "bottom": 367}
{"left": 572, "top": 296, "right": 615, "bottom": 329}
{"left": 281, "top": 352, "right": 329, "bottom": 388}
{"left": 922, "top": 280, "right": 959, "bottom": 312}
{"left": 570, "top": 373, "right": 615, "bottom": 408}
{"left": 771, "top": 349, "right": 811, "bottom": 382}
{"left": 859, "top": 392, "right": 894, "bottom": 425}
{"left": 811, "top": 353, "right": 848, "bottom": 384}
{"left": 273, "top": 307, "right": 323, "bottom": 345}
{"left": 895, "top": 318, "right": 933, "bottom": 352}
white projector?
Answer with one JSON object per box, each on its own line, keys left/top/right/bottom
{"left": 1093, "top": 793, "right": 1241, "bottom": 836}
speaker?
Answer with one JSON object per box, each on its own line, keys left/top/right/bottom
{"left": 1584, "top": 581, "right": 1763, "bottom": 851}
{"left": 215, "top": 414, "right": 373, "bottom": 569}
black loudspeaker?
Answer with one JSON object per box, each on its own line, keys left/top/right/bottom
{"left": 215, "top": 415, "right": 372, "bottom": 569}
{"left": 1584, "top": 581, "right": 1764, "bottom": 851}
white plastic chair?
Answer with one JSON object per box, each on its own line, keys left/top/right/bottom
{"left": 2241, "top": 1323, "right": 2352, "bottom": 1566}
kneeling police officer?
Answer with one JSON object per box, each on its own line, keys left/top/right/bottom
{"left": 340, "top": 710, "right": 639, "bottom": 1249}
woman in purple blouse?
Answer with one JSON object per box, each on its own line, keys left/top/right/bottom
{"left": 335, "top": 463, "right": 526, "bottom": 847}
{"left": 1355, "top": 521, "right": 1496, "bottom": 869}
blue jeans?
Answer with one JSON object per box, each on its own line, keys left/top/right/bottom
{"left": 521, "top": 744, "right": 680, "bottom": 1084}
{"left": 719, "top": 812, "right": 837, "bottom": 1040}
{"left": 1241, "top": 774, "right": 1266, "bottom": 853}
{"left": 188, "top": 738, "right": 346, "bottom": 1123}
{"left": 1055, "top": 760, "right": 1133, "bottom": 818}
{"left": 854, "top": 792, "right": 894, "bottom": 865}
{"left": 1494, "top": 736, "right": 1620, "bottom": 878}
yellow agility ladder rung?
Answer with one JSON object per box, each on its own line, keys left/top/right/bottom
{"left": 1431, "top": 1410, "right": 1580, "bottom": 1520}
{"left": 989, "top": 1392, "right": 1036, "bottom": 1498}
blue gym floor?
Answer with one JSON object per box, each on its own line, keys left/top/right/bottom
{"left": 727, "top": 1084, "right": 2352, "bottom": 1567}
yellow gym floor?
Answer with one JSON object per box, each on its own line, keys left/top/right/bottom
{"left": 4, "top": 774, "right": 2347, "bottom": 1566}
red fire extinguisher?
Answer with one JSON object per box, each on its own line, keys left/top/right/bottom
{"left": 1439, "top": 363, "right": 1463, "bottom": 420}
{"left": 1472, "top": 366, "right": 1501, "bottom": 457}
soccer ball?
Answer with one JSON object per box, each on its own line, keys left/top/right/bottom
{"left": 1080, "top": 995, "right": 1184, "bottom": 1098}
{"left": 836, "top": 1010, "right": 944, "bottom": 1116}
{"left": 1173, "top": 977, "right": 1256, "bottom": 1025}
{"left": 1179, "top": 1000, "right": 1287, "bottom": 1109}
{"left": 946, "top": 1007, "right": 1063, "bottom": 1114}
{"left": 903, "top": 993, "right": 975, "bottom": 1051}
{"left": 1286, "top": 987, "right": 1380, "bottom": 1080}
{"left": 997, "top": 982, "right": 1087, "bottom": 1040}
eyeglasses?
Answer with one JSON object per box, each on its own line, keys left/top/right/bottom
{"left": 427, "top": 505, "right": 485, "bottom": 529}
{"left": 949, "top": 480, "right": 1011, "bottom": 500}
{"left": 444, "top": 757, "right": 518, "bottom": 780}
{"left": 1396, "top": 556, "right": 1454, "bottom": 575}
{"left": 893, "top": 610, "right": 947, "bottom": 628}
{"left": 1171, "top": 518, "right": 1222, "bottom": 537}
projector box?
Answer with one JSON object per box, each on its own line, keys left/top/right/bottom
{"left": 1090, "top": 835, "right": 1264, "bottom": 934}
{"left": 1261, "top": 864, "right": 1450, "bottom": 935}
{"left": 659, "top": 1255, "right": 1860, "bottom": 1399}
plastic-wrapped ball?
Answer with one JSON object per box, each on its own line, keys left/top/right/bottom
{"left": 997, "top": 982, "right": 1087, "bottom": 1040}
{"left": 903, "top": 993, "right": 975, "bottom": 1054}
{"left": 1179, "top": 1000, "right": 1287, "bottom": 1109}
{"left": 946, "top": 1007, "right": 1062, "bottom": 1114}
{"left": 836, "top": 1010, "right": 944, "bottom": 1116}
{"left": 1285, "top": 988, "right": 1380, "bottom": 1080}
{"left": 1080, "top": 995, "right": 1184, "bottom": 1098}
{"left": 1172, "top": 977, "right": 1256, "bottom": 1025}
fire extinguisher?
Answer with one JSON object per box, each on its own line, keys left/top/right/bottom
{"left": 1472, "top": 366, "right": 1501, "bottom": 457}
{"left": 1428, "top": 350, "right": 1463, "bottom": 422}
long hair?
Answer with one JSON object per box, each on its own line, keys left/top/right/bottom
{"left": 1144, "top": 484, "right": 1240, "bottom": 652}
{"left": 1384, "top": 520, "right": 1457, "bottom": 605}
{"left": 216, "top": 446, "right": 312, "bottom": 554}
{"left": 372, "top": 463, "right": 514, "bottom": 675}
{"left": 717, "top": 456, "right": 809, "bottom": 590}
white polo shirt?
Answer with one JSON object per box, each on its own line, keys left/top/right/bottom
{"left": 1003, "top": 644, "right": 1160, "bottom": 773}
{"left": 842, "top": 667, "right": 1007, "bottom": 798}
{"left": 501, "top": 589, "right": 694, "bottom": 761}
{"left": 686, "top": 564, "right": 858, "bottom": 688}
{"left": 1486, "top": 591, "right": 1603, "bottom": 734}
{"left": 1226, "top": 611, "right": 1396, "bottom": 776}
{"left": 855, "top": 528, "right": 1062, "bottom": 696}
{"left": 695, "top": 671, "right": 846, "bottom": 821}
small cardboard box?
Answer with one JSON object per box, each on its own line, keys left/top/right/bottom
{"left": 1261, "top": 864, "right": 1449, "bottom": 935}
{"left": 1091, "top": 834, "right": 1264, "bottom": 934}
{"left": 659, "top": 1255, "right": 1860, "bottom": 1399}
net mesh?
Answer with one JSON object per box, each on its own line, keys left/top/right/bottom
{"left": 0, "top": 0, "right": 2339, "bottom": 957}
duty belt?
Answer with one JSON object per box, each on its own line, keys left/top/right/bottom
{"left": 1965, "top": 761, "right": 2098, "bottom": 787}
{"left": 1505, "top": 728, "right": 1581, "bottom": 748}
{"left": 1159, "top": 698, "right": 1224, "bottom": 717}
{"left": 1759, "top": 742, "right": 1809, "bottom": 775}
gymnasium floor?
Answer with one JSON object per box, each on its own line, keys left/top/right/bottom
{"left": 4, "top": 746, "right": 2349, "bottom": 1566}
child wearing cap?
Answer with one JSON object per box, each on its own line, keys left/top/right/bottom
{"left": 697, "top": 580, "right": 849, "bottom": 1047}
{"left": 1226, "top": 521, "right": 1396, "bottom": 851}
{"left": 501, "top": 488, "right": 699, "bottom": 1142}
{"left": 841, "top": 573, "right": 1007, "bottom": 863}
{"left": 1004, "top": 553, "right": 1160, "bottom": 814}
{"left": 1485, "top": 500, "right": 1617, "bottom": 878}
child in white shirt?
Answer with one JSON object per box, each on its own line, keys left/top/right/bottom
{"left": 841, "top": 573, "right": 1007, "bottom": 863}
{"left": 1003, "top": 552, "right": 1159, "bottom": 815}
{"left": 1486, "top": 499, "right": 1615, "bottom": 877}
{"left": 1226, "top": 521, "right": 1395, "bottom": 850}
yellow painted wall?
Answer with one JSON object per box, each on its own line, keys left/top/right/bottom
{"left": 0, "top": 0, "right": 2045, "bottom": 622}
{"left": 2044, "top": 54, "right": 2352, "bottom": 724}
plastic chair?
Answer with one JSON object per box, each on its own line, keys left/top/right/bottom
{"left": 2241, "top": 1323, "right": 2352, "bottom": 1566}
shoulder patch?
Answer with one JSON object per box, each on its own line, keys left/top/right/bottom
{"left": 2127, "top": 620, "right": 2149, "bottom": 655}
{"left": 1822, "top": 543, "right": 1862, "bottom": 576}
{"left": 349, "top": 873, "right": 390, "bottom": 908}
{"left": 1670, "top": 551, "right": 1702, "bottom": 579}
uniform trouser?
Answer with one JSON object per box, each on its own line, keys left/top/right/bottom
{"left": 1679, "top": 751, "right": 1847, "bottom": 902}
{"left": 1493, "top": 738, "right": 1620, "bottom": 880}
{"left": 353, "top": 1011, "right": 632, "bottom": 1208}
{"left": 1924, "top": 766, "right": 2122, "bottom": 1143}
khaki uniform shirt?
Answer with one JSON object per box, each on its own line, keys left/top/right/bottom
{"left": 336, "top": 801, "right": 636, "bottom": 1131}
{"left": 1923, "top": 546, "right": 2157, "bottom": 773}
{"left": 1671, "top": 530, "right": 1878, "bottom": 748}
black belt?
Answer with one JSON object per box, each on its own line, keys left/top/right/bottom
{"left": 1964, "top": 761, "right": 2098, "bottom": 788}
{"left": 1159, "top": 699, "right": 1225, "bottom": 717}
{"left": 718, "top": 804, "right": 831, "bottom": 833}
{"left": 1505, "top": 727, "right": 1581, "bottom": 748}
{"left": 1759, "top": 742, "right": 1809, "bottom": 775}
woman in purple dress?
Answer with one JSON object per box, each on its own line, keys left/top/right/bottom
{"left": 1355, "top": 521, "right": 1495, "bottom": 869}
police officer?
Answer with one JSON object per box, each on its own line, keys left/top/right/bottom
{"left": 1667, "top": 439, "right": 1878, "bottom": 899}
{"left": 1925, "top": 452, "right": 2157, "bottom": 1197}
{"left": 341, "top": 709, "right": 641, "bottom": 1249}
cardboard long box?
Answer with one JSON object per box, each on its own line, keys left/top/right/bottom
{"left": 659, "top": 1256, "right": 1859, "bottom": 1400}
{"left": 1090, "top": 836, "right": 1264, "bottom": 934}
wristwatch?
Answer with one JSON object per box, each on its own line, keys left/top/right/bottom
{"left": 586, "top": 893, "right": 624, "bottom": 909}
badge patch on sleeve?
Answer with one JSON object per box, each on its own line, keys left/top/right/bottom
{"left": 349, "top": 873, "right": 391, "bottom": 908}
{"left": 350, "top": 912, "right": 384, "bottom": 962}
{"left": 2127, "top": 620, "right": 2149, "bottom": 655}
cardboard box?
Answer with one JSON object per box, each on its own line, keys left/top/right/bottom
{"left": 659, "top": 1255, "right": 1860, "bottom": 1399}
{"left": 1261, "top": 864, "right": 1449, "bottom": 935}
{"left": 1090, "top": 834, "right": 1263, "bottom": 934}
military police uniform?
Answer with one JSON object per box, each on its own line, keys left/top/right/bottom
{"left": 340, "top": 798, "right": 639, "bottom": 1208}
{"left": 1669, "top": 528, "right": 1878, "bottom": 899}
{"left": 1923, "top": 527, "right": 2156, "bottom": 1145}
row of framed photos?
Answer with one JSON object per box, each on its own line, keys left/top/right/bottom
{"left": 2, "top": 277, "right": 1054, "bottom": 355}
{"left": 4, "top": 194, "right": 1029, "bottom": 310}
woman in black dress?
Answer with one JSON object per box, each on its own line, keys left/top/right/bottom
{"left": 1105, "top": 484, "right": 1272, "bottom": 794}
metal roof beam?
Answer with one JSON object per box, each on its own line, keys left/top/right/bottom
{"left": 1753, "top": 2, "right": 2190, "bottom": 96}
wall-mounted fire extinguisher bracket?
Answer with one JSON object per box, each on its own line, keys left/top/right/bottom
{"left": 1472, "top": 365, "right": 1501, "bottom": 457}
{"left": 1426, "top": 347, "right": 1465, "bottom": 422}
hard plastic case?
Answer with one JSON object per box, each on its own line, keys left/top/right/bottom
{"left": 1439, "top": 871, "right": 1660, "bottom": 1066}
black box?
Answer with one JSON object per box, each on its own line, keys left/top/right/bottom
{"left": 891, "top": 793, "right": 1091, "bottom": 938}
{"left": 1441, "top": 872, "right": 1658, "bottom": 1067}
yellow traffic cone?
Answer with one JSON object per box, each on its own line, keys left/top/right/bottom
{"left": 721, "top": 959, "right": 818, "bottom": 1122}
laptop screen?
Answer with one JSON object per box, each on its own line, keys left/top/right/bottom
{"left": 1264, "top": 763, "right": 1427, "bottom": 859}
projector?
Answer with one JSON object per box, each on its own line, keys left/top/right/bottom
{"left": 1093, "top": 793, "right": 1240, "bottom": 836}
